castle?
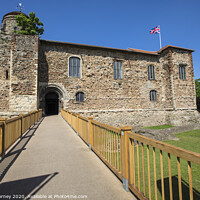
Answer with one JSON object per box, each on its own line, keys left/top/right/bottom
{"left": 0, "top": 11, "right": 199, "bottom": 126}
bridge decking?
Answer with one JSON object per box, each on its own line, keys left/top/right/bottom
{"left": 0, "top": 115, "right": 136, "bottom": 200}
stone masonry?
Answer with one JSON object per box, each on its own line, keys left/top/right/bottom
{"left": 0, "top": 11, "right": 199, "bottom": 126}
{"left": 0, "top": 12, "right": 38, "bottom": 114}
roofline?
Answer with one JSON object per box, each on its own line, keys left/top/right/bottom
{"left": 40, "top": 39, "right": 194, "bottom": 55}
{"left": 40, "top": 39, "right": 160, "bottom": 56}
{"left": 157, "top": 45, "right": 194, "bottom": 53}
{"left": 128, "top": 48, "right": 158, "bottom": 55}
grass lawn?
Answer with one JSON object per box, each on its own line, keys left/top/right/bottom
{"left": 143, "top": 124, "right": 174, "bottom": 129}
{"left": 133, "top": 129, "right": 200, "bottom": 200}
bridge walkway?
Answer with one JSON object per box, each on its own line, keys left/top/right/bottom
{"left": 0, "top": 115, "right": 136, "bottom": 200}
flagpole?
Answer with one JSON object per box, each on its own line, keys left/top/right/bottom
{"left": 159, "top": 25, "right": 162, "bottom": 49}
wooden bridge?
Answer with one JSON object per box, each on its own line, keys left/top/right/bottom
{"left": 0, "top": 110, "right": 199, "bottom": 200}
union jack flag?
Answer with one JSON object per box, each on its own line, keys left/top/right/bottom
{"left": 150, "top": 26, "right": 160, "bottom": 34}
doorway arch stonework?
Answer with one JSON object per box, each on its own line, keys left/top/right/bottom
{"left": 39, "top": 84, "right": 68, "bottom": 115}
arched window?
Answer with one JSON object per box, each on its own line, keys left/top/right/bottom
{"left": 76, "top": 92, "right": 84, "bottom": 102}
{"left": 69, "top": 57, "right": 81, "bottom": 77}
{"left": 148, "top": 65, "right": 155, "bottom": 80}
{"left": 114, "top": 61, "right": 123, "bottom": 79}
{"left": 150, "top": 90, "right": 157, "bottom": 101}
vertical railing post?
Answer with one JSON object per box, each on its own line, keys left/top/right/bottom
{"left": 0, "top": 118, "right": 7, "bottom": 160}
{"left": 36, "top": 110, "right": 38, "bottom": 122}
{"left": 39, "top": 109, "right": 42, "bottom": 119}
{"left": 70, "top": 112, "right": 72, "bottom": 126}
{"left": 29, "top": 112, "right": 32, "bottom": 128}
{"left": 88, "top": 117, "right": 93, "bottom": 150}
{"left": 120, "top": 126, "right": 132, "bottom": 192}
{"left": 76, "top": 114, "right": 80, "bottom": 136}
{"left": 19, "top": 114, "right": 23, "bottom": 138}
{"left": 34, "top": 111, "right": 36, "bottom": 124}
{"left": 66, "top": 110, "right": 68, "bottom": 122}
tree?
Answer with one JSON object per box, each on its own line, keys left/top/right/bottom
{"left": 15, "top": 12, "right": 44, "bottom": 36}
{"left": 195, "top": 78, "right": 200, "bottom": 110}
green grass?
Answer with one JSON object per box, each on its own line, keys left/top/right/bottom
{"left": 133, "top": 129, "right": 200, "bottom": 200}
{"left": 143, "top": 124, "right": 174, "bottom": 129}
{"left": 165, "top": 129, "right": 200, "bottom": 153}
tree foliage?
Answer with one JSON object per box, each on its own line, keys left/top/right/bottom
{"left": 195, "top": 78, "right": 200, "bottom": 110}
{"left": 15, "top": 12, "right": 44, "bottom": 36}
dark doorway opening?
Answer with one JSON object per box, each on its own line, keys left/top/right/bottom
{"left": 45, "top": 92, "right": 59, "bottom": 115}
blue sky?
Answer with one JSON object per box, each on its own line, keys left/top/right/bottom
{"left": 1, "top": 0, "right": 200, "bottom": 78}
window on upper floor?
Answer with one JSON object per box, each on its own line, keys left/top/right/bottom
{"left": 6, "top": 70, "right": 8, "bottom": 80}
{"left": 150, "top": 90, "right": 157, "bottom": 101}
{"left": 179, "top": 65, "right": 186, "bottom": 80}
{"left": 76, "top": 92, "right": 84, "bottom": 102}
{"left": 148, "top": 65, "right": 155, "bottom": 80}
{"left": 114, "top": 61, "right": 123, "bottom": 79}
{"left": 69, "top": 57, "right": 81, "bottom": 78}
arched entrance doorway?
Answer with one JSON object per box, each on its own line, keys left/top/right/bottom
{"left": 45, "top": 92, "right": 59, "bottom": 115}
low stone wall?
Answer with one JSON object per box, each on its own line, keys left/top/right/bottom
{"left": 166, "top": 109, "right": 200, "bottom": 126}
{"left": 73, "top": 109, "right": 200, "bottom": 127}
{"left": 73, "top": 109, "right": 166, "bottom": 127}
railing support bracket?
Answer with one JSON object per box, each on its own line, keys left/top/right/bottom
{"left": 122, "top": 177, "right": 129, "bottom": 192}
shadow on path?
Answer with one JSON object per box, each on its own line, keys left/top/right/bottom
{"left": 0, "top": 118, "right": 44, "bottom": 182}
{"left": 0, "top": 172, "right": 58, "bottom": 200}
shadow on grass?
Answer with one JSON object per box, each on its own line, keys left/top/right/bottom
{"left": 157, "top": 175, "right": 200, "bottom": 200}
{"left": 0, "top": 118, "right": 44, "bottom": 182}
{"left": 0, "top": 172, "right": 58, "bottom": 199}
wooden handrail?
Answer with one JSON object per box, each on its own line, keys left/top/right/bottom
{"left": 6, "top": 116, "right": 22, "bottom": 124}
{"left": 92, "top": 120, "right": 121, "bottom": 134}
{"left": 128, "top": 131, "right": 200, "bottom": 165}
{"left": 79, "top": 115, "right": 88, "bottom": 122}
{"left": 61, "top": 108, "right": 200, "bottom": 200}
{"left": 0, "top": 109, "right": 42, "bottom": 159}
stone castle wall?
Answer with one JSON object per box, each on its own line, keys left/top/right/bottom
{"left": 0, "top": 12, "right": 198, "bottom": 126}
{"left": 9, "top": 34, "right": 39, "bottom": 112}
{"left": 38, "top": 41, "right": 198, "bottom": 126}
{"left": 38, "top": 41, "right": 169, "bottom": 111}
{"left": 0, "top": 34, "right": 12, "bottom": 112}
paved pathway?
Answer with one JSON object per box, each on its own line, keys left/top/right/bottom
{"left": 0, "top": 115, "right": 136, "bottom": 200}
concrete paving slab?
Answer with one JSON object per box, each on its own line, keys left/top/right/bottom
{"left": 0, "top": 115, "right": 137, "bottom": 200}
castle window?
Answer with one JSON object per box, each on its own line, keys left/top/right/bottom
{"left": 179, "top": 65, "right": 186, "bottom": 80}
{"left": 76, "top": 92, "right": 84, "bottom": 102}
{"left": 148, "top": 65, "right": 155, "bottom": 80}
{"left": 114, "top": 61, "right": 123, "bottom": 79}
{"left": 14, "top": 27, "right": 17, "bottom": 31}
{"left": 150, "top": 90, "right": 157, "bottom": 101}
{"left": 69, "top": 57, "right": 81, "bottom": 78}
{"left": 6, "top": 70, "right": 9, "bottom": 80}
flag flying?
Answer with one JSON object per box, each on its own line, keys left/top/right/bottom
{"left": 149, "top": 26, "right": 160, "bottom": 34}
{"left": 149, "top": 25, "right": 162, "bottom": 49}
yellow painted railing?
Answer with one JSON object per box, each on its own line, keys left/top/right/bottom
{"left": 127, "top": 132, "right": 200, "bottom": 200}
{"left": 61, "top": 109, "right": 200, "bottom": 200}
{"left": 0, "top": 122, "right": 3, "bottom": 156}
{"left": 0, "top": 109, "right": 42, "bottom": 158}
{"left": 91, "top": 119, "right": 122, "bottom": 178}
